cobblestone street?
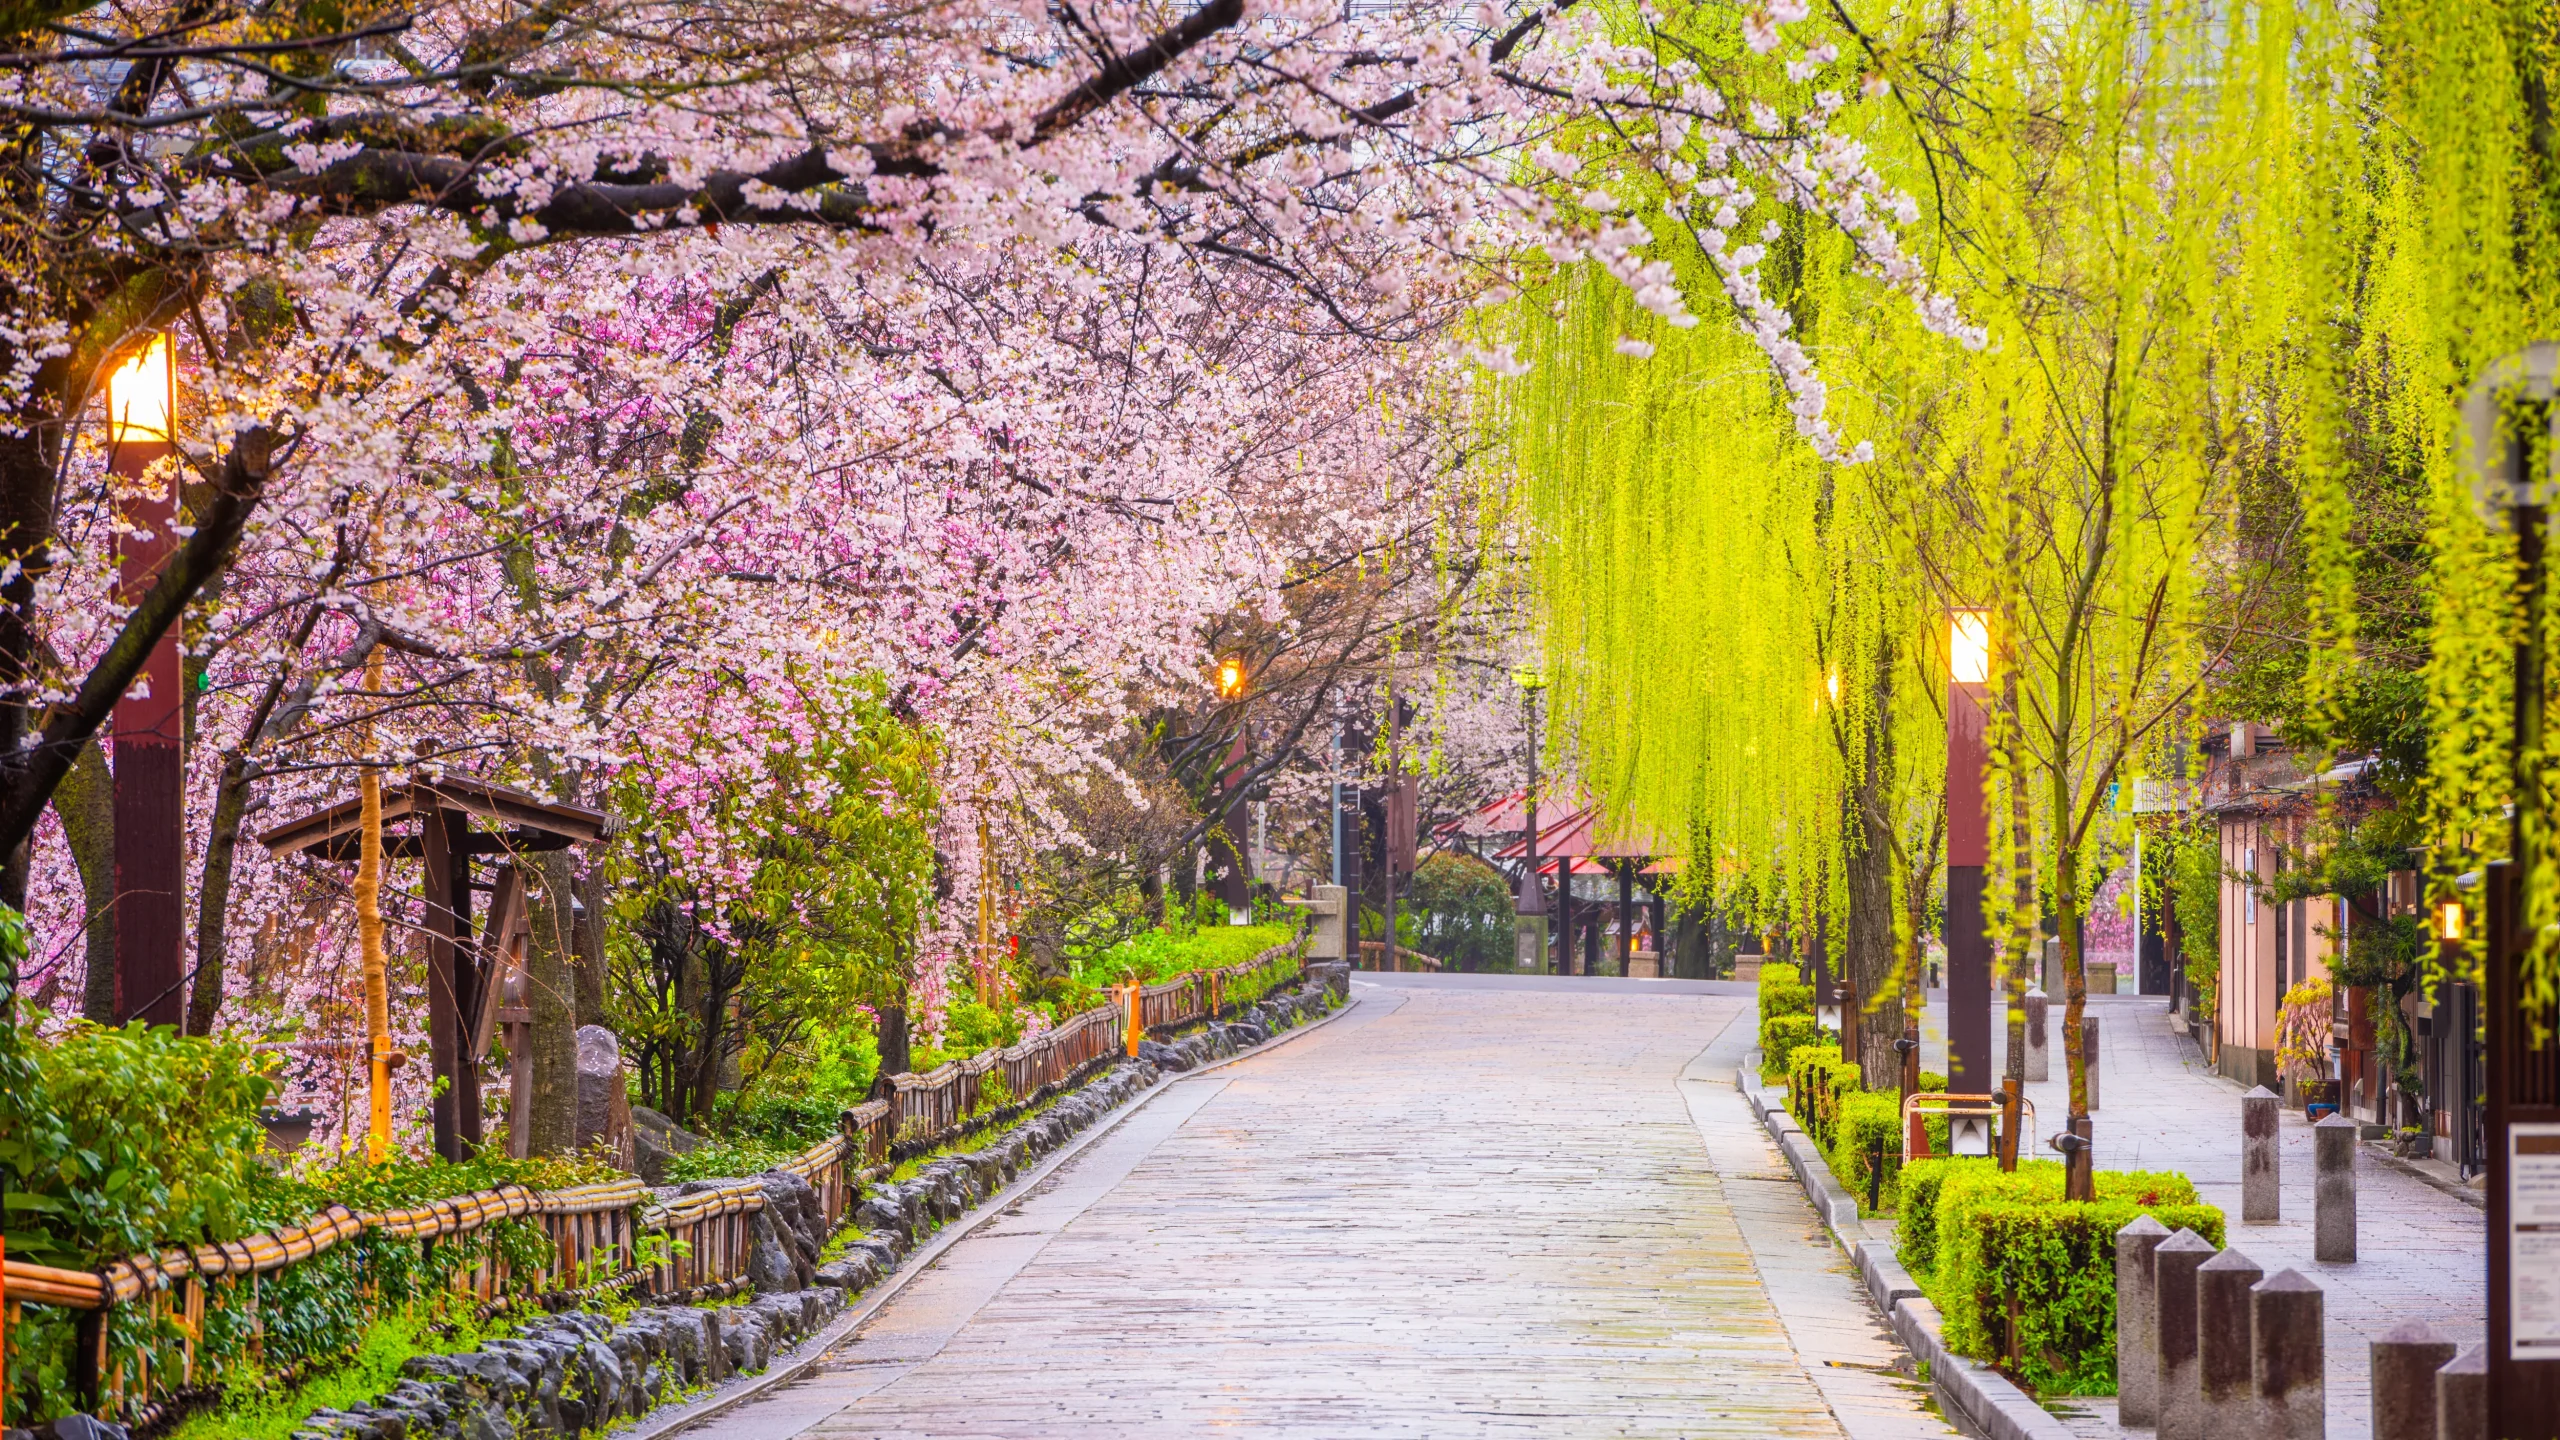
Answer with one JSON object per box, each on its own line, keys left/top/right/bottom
{"left": 693, "top": 976, "right": 1959, "bottom": 1439}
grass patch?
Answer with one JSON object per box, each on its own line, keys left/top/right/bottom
{"left": 165, "top": 1306, "right": 524, "bottom": 1440}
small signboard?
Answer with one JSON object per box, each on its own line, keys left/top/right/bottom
{"left": 2515, "top": 1122, "right": 2560, "bottom": 1361}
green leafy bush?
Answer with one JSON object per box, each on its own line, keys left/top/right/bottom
{"left": 1899, "top": 1158, "right": 2223, "bottom": 1395}
{"left": 1067, "top": 922, "right": 1296, "bottom": 1007}
{"left": 1761, "top": 1012, "right": 1823, "bottom": 1067}
{"left": 1785, "top": 1043, "right": 1943, "bottom": 1213}
{"left": 0, "top": 947, "right": 618, "bottom": 1426}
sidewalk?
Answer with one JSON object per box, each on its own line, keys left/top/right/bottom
{"left": 1895, "top": 988, "right": 2484, "bottom": 1438}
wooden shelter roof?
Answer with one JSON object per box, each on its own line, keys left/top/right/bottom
{"left": 259, "top": 773, "right": 608, "bottom": 862}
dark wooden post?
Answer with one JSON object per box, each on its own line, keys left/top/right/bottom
{"left": 111, "top": 415, "right": 185, "bottom": 1028}
{"left": 2485, "top": 857, "right": 2560, "bottom": 1433}
{"left": 1556, "top": 860, "right": 1574, "bottom": 975}
{"left": 1615, "top": 861, "right": 1634, "bottom": 976}
{"left": 420, "top": 803, "right": 481, "bottom": 1159}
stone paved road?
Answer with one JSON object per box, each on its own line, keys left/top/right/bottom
{"left": 695, "top": 975, "right": 1957, "bottom": 1439}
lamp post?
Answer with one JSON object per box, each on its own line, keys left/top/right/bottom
{"left": 2458, "top": 342, "right": 2560, "bottom": 1435}
{"left": 106, "top": 335, "right": 187, "bottom": 1029}
{"left": 1514, "top": 668, "right": 1550, "bottom": 973}
{"left": 1944, "top": 609, "right": 1995, "bottom": 1147}
{"left": 1211, "top": 655, "right": 1252, "bottom": 924}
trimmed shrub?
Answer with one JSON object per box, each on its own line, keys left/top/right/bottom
{"left": 1900, "top": 1157, "right": 2223, "bottom": 1396}
{"left": 1761, "top": 1012, "right": 1823, "bottom": 1067}
{"left": 1784, "top": 1043, "right": 1940, "bottom": 1215}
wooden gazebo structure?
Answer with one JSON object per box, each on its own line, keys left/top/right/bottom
{"left": 260, "top": 774, "right": 608, "bottom": 1161}
{"left": 1492, "top": 807, "right": 1670, "bottom": 976}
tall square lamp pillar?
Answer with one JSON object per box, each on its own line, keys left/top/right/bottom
{"left": 107, "top": 336, "right": 185, "bottom": 1028}
{"left": 2462, "top": 342, "right": 2560, "bottom": 1435}
{"left": 1945, "top": 609, "right": 1994, "bottom": 1099}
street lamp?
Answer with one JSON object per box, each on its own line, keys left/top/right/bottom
{"left": 1209, "top": 654, "right": 1251, "bottom": 921}
{"left": 106, "top": 333, "right": 187, "bottom": 1031}
{"left": 107, "top": 333, "right": 174, "bottom": 445}
{"left": 1514, "top": 667, "right": 1551, "bottom": 972}
{"left": 2456, "top": 341, "right": 2560, "bottom": 1429}
{"left": 1942, "top": 608, "right": 1994, "bottom": 1116}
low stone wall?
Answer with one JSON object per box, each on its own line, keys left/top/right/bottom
{"left": 277, "top": 973, "right": 1344, "bottom": 1440}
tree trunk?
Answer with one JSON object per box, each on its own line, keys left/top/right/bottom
{"left": 1849, "top": 736, "right": 1900, "bottom": 1089}
{"left": 524, "top": 852, "right": 582, "bottom": 1156}
{"left": 875, "top": 1004, "right": 910, "bottom": 1086}
{"left": 2057, "top": 830, "right": 2094, "bottom": 1201}
{"left": 683, "top": 954, "right": 734, "bottom": 1129}
{"left": 187, "top": 753, "right": 252, "bottom": 1036}
{"left": 572, "top": 865, "right": 608, "bottom": 1028}
{"left": 54, "top": 739, "right": 116, "bottom": 1024}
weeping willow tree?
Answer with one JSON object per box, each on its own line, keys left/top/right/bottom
{"left": 1507, "top": 245, "right": 1949, "bottom": 1087}
{"left": 1495, "top": 0, "right": 2459, "bottom": 1194}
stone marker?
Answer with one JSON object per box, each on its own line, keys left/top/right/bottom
{"left": 2369, "top": 1320, "right": 2456, "bottom": 1440}
{"left": 575, "top": 1024, "right": 636, "bottom": 1171}
{"left": 2243, "top": 1086, "right": 2282, "bottom": 1223}
{"left": 2253, "top": 1268, "right": 2325, "bottom": 1439}
{"left": 2199, "top": 1247, "right": 2266, "bottom": 1433}
{"left": 2155, "top": 1228, "right": 2219, "bottom": 1440}
{"left": 2314, "top": 1112, "right": 2357, "bottom": 1262}
{"left": 2436, "top": 1342, "right": 2486, "bottom": 1440}
{"left": 2083, "top": 1014, "right": 2101, "bottom": 1110}
{"left": 2116, "top": 1214, "right": 2173, "bottom": 1426}
{"left": 2024, "top": 986, "right": 2050, "bottom": 1082}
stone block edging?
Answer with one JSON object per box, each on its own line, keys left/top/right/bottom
{"left": 617, "top": 973, "right": 1360, "bottom": 1440}
{"left": 1736, "top": 1061, "right": 2074, "bottom": 1440}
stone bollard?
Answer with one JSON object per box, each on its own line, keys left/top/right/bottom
{"left": 2370, "top": 1320, "right": 2456, "bottom": 1440}
{"left": 2435, "top": 1343, "right": 2486, "bottom": 1440}
{"left": 2254, "top": 1268, "right": 2326, "bottom": 1439}
{"left": 2115, "top": 1214, "right": 2173, "bottom": 1426}
{"left": 2025, "top": 986, "right": 2050, "bottom": 1082}
{"left": 2083, "top": 1014, "right": 2101, "bottom": 1110}
{"left": 2314, "top": 1112, "right": 2358, "bottom": 1262}
{"left": 2243, "top": 1085, "right": 2283, "bottom": 1223}
{"left": 2199, "top": 1248, "right": 2266, "bottom": 1433}
{"left": 2155, "top": 1228, "right": 2220, "bottom": 1440}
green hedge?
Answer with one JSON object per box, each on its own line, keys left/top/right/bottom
{"left": 1757, "top": 961, "right": 1813, "bottom": 1077}
{"left": 1900, "top": 1158, "right": 2225, "bottom": 1396}
{"left": 1761, "top": 1012, "right": 1823, "bottom": 1066}
{"left": 1784, "top": 1043, "right": 1947, "bottom": 1213}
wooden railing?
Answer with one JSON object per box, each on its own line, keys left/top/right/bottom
{"left": 2, "top": 937, "right": 1310, "bottom": 1420}
{"left": 1354, "top": 941, "right": 1443, "bottom": 972}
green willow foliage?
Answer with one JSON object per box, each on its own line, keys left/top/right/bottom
{"left": 1499, "top": 0, "right": 2560, "bottom": 1028}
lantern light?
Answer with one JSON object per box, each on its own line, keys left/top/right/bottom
{"left": 1949, "top": 609, "right": 1992, "bottom": 685}
{"left": 107, "top": 333, "right": 173, "bottom": 444}
{"left": 1825, "top": 670, "right": 1841, "bottom": 704}
{"left": 1215, "top": 654, "right": 1246, "bottom": 699}
{"left": 2439, "top": 900, "right": 2465, "bottom": 942}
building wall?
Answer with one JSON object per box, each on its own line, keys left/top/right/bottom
{"left": 2215, "top": 812, "right": 2344, "bottom": 1089}
{"left": 2220, "top": 818, "right": 2279, "bottom": 1086}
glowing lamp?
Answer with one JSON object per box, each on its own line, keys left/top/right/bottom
{"left": 1949, "top": 609, "right": 1991, "bottom": 685}
{"left": 2439, "top": 900, "right": 2465, "bottom": 942}
{"left": 1215, "top": 654, "right": 1246, "bottom": 698}
{"left": 1825, "top": 670, "right": 1841, "bottom": 704}
{"left": 107, "top": 334, "right": 173, "bottom": 444}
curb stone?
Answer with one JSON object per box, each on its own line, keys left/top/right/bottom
{"left": 1735, "top": 1063, "right": 2074, "bottom": 1440}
